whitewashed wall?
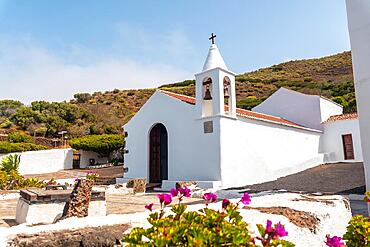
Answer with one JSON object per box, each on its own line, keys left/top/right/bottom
{"left": 346, "top": 0, "right": 370, "bottom": 213}
{"left": 220, "top": 117, "right": 323, "bottom": 187}
{"left": 124, "top": 91, "right": 325, "bottom": 189}
{"left": 0, "top": 148, "right": 73, "bottom": 175}
{"left": 252, "top": 88, "right": 342, "bottom": 131}
{"left": 124, "top": 91, "right": 221, "bottom": 183}
{"left": 321, "top": 119, "right": 363, "bottom": 163}
{"left": 79, "top": 150, "right": 110, "bottom": 168}
{"left": 319, "top": 98, "right": 343, "bottom": 123}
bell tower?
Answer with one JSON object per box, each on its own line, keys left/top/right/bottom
{"left": 195, "top": 34, "right": 237, "bottom": 119}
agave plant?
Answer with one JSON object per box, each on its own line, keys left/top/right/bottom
{"left": 1, "top": 154, "right": 21, "bottom": 174}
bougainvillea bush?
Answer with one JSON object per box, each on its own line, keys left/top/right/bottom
{"left": 122, "top": 187, "right": 294, "bottom": 246}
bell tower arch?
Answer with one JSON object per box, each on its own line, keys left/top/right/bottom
{"left": 195, "top": 35, "right": 237, "bottom": 119}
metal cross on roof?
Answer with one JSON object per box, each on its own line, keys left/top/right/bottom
{"left": 209, "top": 33, "right": 216, "bottom": 44}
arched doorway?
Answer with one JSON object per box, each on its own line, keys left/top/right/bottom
{"left": 149, "top": 123, "right": 168, "bottom": 183}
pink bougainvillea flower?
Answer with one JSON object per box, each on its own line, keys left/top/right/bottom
{"left": 157, "top": 193, "right": 172, "bottom": 205}
{"left": 203, "top": 192, "right": 218, "bottom": 203}
{"left": 179, "top": 187, "right": 191, "bottom": 197}
{"left": 265, "top": 220, "right": 274, "bottom": 234}
{"left": 325, "top": 235, "right": 345, "bottom": 247}
{"left": 275, "top": 222, "right": 288, "bottom": 238}
{"left": 222, "top": 199, "right": 230, "bottom": 209}
{"left": 145, "top": 203, "right": 154, "bottom": 211}
{"left": 241, "top": 192, "right": 251, "bottom": 205}
{"left": 170, "top": 188, "right": 178, "bottom": 197}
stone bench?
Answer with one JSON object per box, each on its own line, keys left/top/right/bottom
{"left": 16, "top": 188, "right": 106, "bottom": 225}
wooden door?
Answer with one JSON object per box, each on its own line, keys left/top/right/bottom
{"left": 342, "top": 134, "right": 355, "bottom": 160}
{"left": 149, "top": 126, "right": 161, "bottom": 183}
{"left": 72, "top": 153, "right": 81, "bottom": 169}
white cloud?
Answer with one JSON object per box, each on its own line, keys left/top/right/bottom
{"left": 0, "top": 35, "right": 193, "bottom": 104}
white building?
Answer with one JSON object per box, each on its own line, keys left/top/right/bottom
{"left": 252, "top": 87, "right": 343, "bottom": 131}
{"left": 321, "top": 113, "right": 362, "bottom": 163}
{"left": 122, "top": 42, "right": 362, "bottom": 189}
{"left": 346, "top": 0, "right": 370, "bottom": 212}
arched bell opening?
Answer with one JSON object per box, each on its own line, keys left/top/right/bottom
{"left": 223, "top": 76, "right": 231, "bottom": 114}
{"left": 202, "top": 77, "right": 213, "bottom": 117}
{"left": 203, "top": 77, "right": 213, "bottom": 100}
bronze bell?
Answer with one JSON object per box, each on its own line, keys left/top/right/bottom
{"left": 204, "top": 87, "right": 212, "bottom": 100}
{"left": 224, "top": 86, "right": 230, "bottom": 99}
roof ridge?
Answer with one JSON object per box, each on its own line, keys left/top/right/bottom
{"left": 159, "top": 90, "right": 320, "bottom": 132}
{"left": 323, "top": 112, "right": 358, "bottom": 124}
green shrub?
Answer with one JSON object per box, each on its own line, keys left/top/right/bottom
{"left": 0, "top": 171, "right": 7, "bottom": 189}
{"left": 332, "top": 96, "right": 349, "bottom": 108}
{"left": 343, "top": 215, "right": 370, "bottom": 246}
{"left": 1, "top": 154, "right": 20, "bottom": 173}
{"left": 0, "top": 119, "right": 12, "bottom": 128}
{"left": 0, "top": 142, "right": 48, "bottom": 153}
{"left": 326, "top": 192, "right": 370, "bottom": 246}
{"left": 0, "top": 169, "right": 45, "bottom": 190}
{"left": 8, "top": 131, "right": 33, "bottom": 143}
{"left": 69, "top": 134, "right": 125, "bottom": 157}
{"left": 159, "top": 80, "right": 195, "bottom": 88}
{"left": 73, "top": 93, "right": 92, "bottom": 103}
{"left": 122, "top": 190, "right": 293, "bottom": 247}
{"left": 237, "top": 96, "right": 263, "bottom": 110}
{"left": 0, "top": 154, "right": 45, "bottom": 190}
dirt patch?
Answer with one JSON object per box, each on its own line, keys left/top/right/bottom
{"left": 291, "top": 195, "right": 336, "bottom": 206}
{"left": 9, "top": 224, "right": 130, "bottom": 247}
{"left": 245, "top": 206, "right": 320, "bottom": 233}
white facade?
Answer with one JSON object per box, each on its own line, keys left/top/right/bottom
{"left": 123, "top": 43, "right": 342, "bottom": 189}
{"left": 0, "top": 148, "right": 73, "bottom": 175}
{"left": 346, "top": 0, "right": 370, "bottom": 206}
{"left": 252, "top": 88, "right": 343, "bottom": 131}
{"left": 124, "top": 91, "right": 221, "bottom": 184}
{"left": 321, "top": 118, "right": 362, "bottom": 163}
{"left": 79, "top": 150, "right": 111, "bottom": 168}
{"left": 219, "top": 116, "right": 323, "bottom": 187}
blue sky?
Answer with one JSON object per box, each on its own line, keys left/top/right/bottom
{"left": 0, "top": 0, "right": 350, "bottom": 103}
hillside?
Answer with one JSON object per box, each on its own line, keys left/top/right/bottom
{"left": 0, "top": 51, "right": 355, "bottom": 138}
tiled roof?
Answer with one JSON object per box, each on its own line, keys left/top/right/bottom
{"left": 159, "top": 90, "right": 319, "bottom": 132}
{"left": 323, "top": 113, "right": 358, "bottom": 123}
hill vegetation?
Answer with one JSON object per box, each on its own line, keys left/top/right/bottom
{"left": 0, "top": 51, "right": 355, "bottom": 138}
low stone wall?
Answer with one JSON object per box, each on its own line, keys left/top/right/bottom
{"left": 0, "top": 148, "right": 73, "bottom": 175}
{"left": 16, "top": 188, "right": 106, "bottom": 225}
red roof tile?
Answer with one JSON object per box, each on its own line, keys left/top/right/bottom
{"left": 323, "top": 113, "right": 358, "bottom": 123}
{"left": 159, "top": 90, "right": 319, "bottom": 131}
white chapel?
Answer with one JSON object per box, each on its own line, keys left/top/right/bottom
{"left": 121, "top": 38, "right": 363, "bottom": 190}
